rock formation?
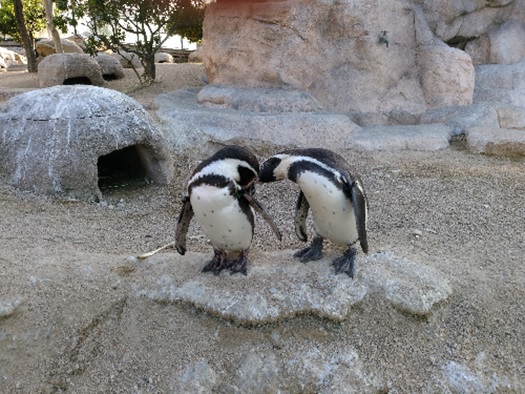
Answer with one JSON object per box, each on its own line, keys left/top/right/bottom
{"left": 38, "top": 53, "right": 106, "bottom": 88}
{"left": 94, "top": 53, "right": 125, "bottom": 81}
{"left": 35, "top": 38, "right": 84, "bottom": 58}
{"left": 202, "top": 0, "right": 525, "bottom": 126}
{"left": 0, "top": 86, "right": 173, "bottom": 201}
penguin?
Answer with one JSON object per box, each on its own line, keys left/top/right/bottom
{"left": 259, "top": 148, "right": 368, "bottom": 278}
{"left": 175, "top": 145, "right": 281, "bottom": 275}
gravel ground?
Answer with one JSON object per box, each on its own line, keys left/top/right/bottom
{"left": 1, "top": 63, "right": 525, "bottom": 392}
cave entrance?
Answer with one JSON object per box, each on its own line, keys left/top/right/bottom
{"left": 63, "top": 76, "right": 93, "bottom": 85}
{"left": 97, "top": 145, "right": 148, "bottom": 190}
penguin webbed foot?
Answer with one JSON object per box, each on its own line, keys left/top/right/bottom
{"left": 230, "top": 250, "right": 249, "bottom": 276}
{"left": 202, "top": 248, "right": 230, "bottom": 275}
{"left": 332, "top": 247, "right": 357, "bottom": 278}
{"left": 294, "top": 236, "right": 324, "bottom": 262}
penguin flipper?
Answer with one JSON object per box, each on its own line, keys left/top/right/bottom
{"left": 175, "top": 196, "right": 194, "bottom": 255}
{"left": 294, "top": 191, "right": 309, "bottom": 242}
{"left": 350, "top": 180, "right": 368, "bottom": 254}
{"left": 243, "top": 193, "right": 282, "bottom": 241}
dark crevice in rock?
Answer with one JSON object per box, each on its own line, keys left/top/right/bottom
{"left": 97, "top": 145, "right": 148, "bottom": 190}
{"left": 63, "top": 76, "right": 93, "bottom": 85}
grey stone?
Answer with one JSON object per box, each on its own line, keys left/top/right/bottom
{"left": 136, "top": 251, "right": 368, "bottom": 325}
{"left": 94, "top": 53, "right": 125, "bottom": 80}
{"left": 497, "top": 106, "right": 525, "bottom": 129}
{"left": 487, "top": 20, "right": 525, "bottom": 64}
{"left": 155, "top": 52, "right": 173, "bottom": 63}
{"left": 442, "top": 361, "right": 486, "bottom": 393}
{"left": 38, "top": 53, "right": 106, "bottom": 88}
{"left": 0, "top": 47, "right": 26, "bottom": 69}
{"left": 155, "top": 87, "right": 360, "bottom": 154}
{"left": 421, "top": 104, "right": 500, "bottom": 135}
{"left": 135, "top": 249, "right": 450, "bottom": 324}
{"left": 475, "top": 61, "right": 525, "bottom": 90}
{"left": 361, "top": 252, "right": 452, "bottom": 316}
{"left": 201, "top": 0, "right": 489, "bottom": 126}
{"left": 197, "top": 85, "right": 325, "bottom": 113}
{"left": 0, "top": 298, "right": 21, "bottom": 318}
{"left": 466, "top": 126, "right": 525, "bottom": 157}
{"left": 348, "top": 124, "right": 452, "bottom": 152}
{"left": 173, "top": 359, "right": 218, "bottom": 393}
{"left": 425, "top": 359, "right": 523, "bottom": 393}
{"left": 227, "top": 346, "right": 383, "bottom": 393}
{"left": 230, "top": 352, "right": 280, "bottom": 393}
{"left": 36, "top": 38, "right": 84, "bottom": 58}
{"left": 419, "top": 0, "right": 519, "bottom": 43}
{"left": 0, "top": 85, "right": 173, "bottom": 201}
{"left": 474, "top": 60, "right": 525, "bottom": 105}
{"left": 418, "top": 42, "right": 475, "bottom": 109}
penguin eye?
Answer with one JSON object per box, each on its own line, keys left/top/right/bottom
{"left": 237, "top": 165, "right": 257, "bottom": 188}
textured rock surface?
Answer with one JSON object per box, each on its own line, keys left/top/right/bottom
{"left": 0, "top": 298, "right": 21, "bottom": 318}
{"left": 155, "top": 87, "right": 360, "bottom": 154}
{"left": 348, "top": 124, "right": 452, "bottom": 151}
{"left": 362, "top": 252, "right": 452, "bottom": 315}
{"left": 0, "top": 47, "right": 26, "bottom": 70}
{"left": 38, "top": 53, "right": 106, "bottom": 88}
{"left": 0, "top": 86, "right": 173, "bottom": 200}
{"left": 35, "top": 38, "right": 84, "bottom": 58}
{"left": 417, "top": 42, "right": 475, "bottom": 109}
{"left": 466, "top": 127, "right": 525, "bottom": 156}
{"left": 155, "top": 52, "right": 173, "bottom": 63}
{"left": 135, "top": 249, "right": 450, "bottom": 324}
{"left": 94, "top": 53, "right": 125, "bottom": 80}
{"left": 135, "top": 251, "right": 368, "bottom": 324}
{"left": 202, "top": 0, "right": 519, "bottom": 125}
{"left": 474, "top": 61, "right": 525, "bottom": 107}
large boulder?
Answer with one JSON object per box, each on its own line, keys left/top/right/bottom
{"left": 474, "top": 61, "right": 525, "bottom": 107}
{"left": 202, "top": 0, "right": 481, "bottom": 126}
{"left": 201, "top": 0, "right": 524, "bottom": 125}
{"left": 466, "top": 20, "right": 525, "bottom": 65}
{"left": 38, "top": 53, "right": 106, "bottom": 87}
{"left": 94, "top": 53, "right": 125, "bottom": 80}
{"left": 0, "top": 47, "right": 27, "bottom": 70}
{"left": 414, "top": 0, "right": 524, "bottom": 45}
{"left": 155, "top": 52, "right": 174, "bottom": 63}
{"left": 0, "top": 86, "right": 173, "bottom": 201}
{"left": 155, "top": 87, "right": 360, "bottom": 155}
{"left": 36, "top": 38, "right": 84, "bottom": 58}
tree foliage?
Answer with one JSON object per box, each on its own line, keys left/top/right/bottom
{"left": 0, "top": 0, "right": 46, "bottom": 43}
{"left": 62, "top": 0, "right": 206, "bottom": 83}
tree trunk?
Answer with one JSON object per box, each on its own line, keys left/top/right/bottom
{"left": 13, "top": 0, "right": 38, "bottom": 72}
{"left": 143, "top": 55, "right": 156, "bottom": 82}
{"left": 42, "top": 0, "right": 63, "bottom": 53}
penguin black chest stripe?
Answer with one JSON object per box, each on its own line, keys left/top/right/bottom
{"left": 189, "top": 174, "right": 255, "bottom": 231}
{"left": 288, "top": 160, "right": 352, "bottom": 200}
{"left": 189, "top": 174, "right": 234, "bottom": 195}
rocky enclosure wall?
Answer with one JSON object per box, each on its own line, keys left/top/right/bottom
{"left": 202, "top": 0, "right": 525, "bottom": 126}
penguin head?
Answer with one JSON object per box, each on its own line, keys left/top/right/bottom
{"left": 189, "top": 145, "right": 259, "bottom": 190}
{"left": 259, "top": 154, "right": 289, "bottom": 183}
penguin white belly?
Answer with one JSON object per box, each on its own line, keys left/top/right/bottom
{"left": 190, "top": 185, "right": 253, "bottom": 251}
{"left": 297, "top": 172, "right": 358, "bottom": 246}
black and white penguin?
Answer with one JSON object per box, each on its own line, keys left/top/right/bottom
{"left": 259, "top": 148, "right": 368, "bottom": 278}
{"left": 175, "top": 145, "right": 281, "bottom": 275}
